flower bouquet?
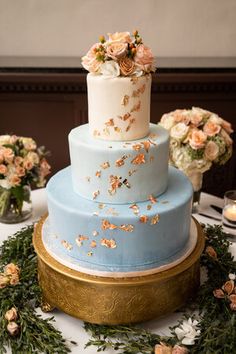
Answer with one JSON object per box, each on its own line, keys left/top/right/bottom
{"left": 0, "top": 135, "right": 50, "bottom": 223}
{"left": 159, "top": 107, "right": 234, "bottom": 208}
{"left": 82, "top": 30, "right": 155, "bottom": 77}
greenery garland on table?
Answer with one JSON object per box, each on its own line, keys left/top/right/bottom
{"left": 0, "top": 224, "right": 235, "bottom": 353}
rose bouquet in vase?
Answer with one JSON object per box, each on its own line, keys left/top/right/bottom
{"left": 159, "top": 107, "right": 234, "bottom": 211}
{"left": 0, "top": 135, "right": 51, "bottom": 223}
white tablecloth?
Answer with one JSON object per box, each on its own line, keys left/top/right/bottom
{"left": 0, "top": 189, "right": 235, "bottom": 354}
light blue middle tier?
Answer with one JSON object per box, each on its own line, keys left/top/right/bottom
{"left": 45, "top": 166, "right": 193, "bottom": 274}
{"left": 69, "top": 123, "right": 169, "bottom": 204}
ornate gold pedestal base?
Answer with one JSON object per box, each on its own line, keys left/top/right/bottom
{"left": 33, "top": 215, "right": 205, "bottom": 325}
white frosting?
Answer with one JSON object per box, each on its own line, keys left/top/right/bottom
{"left": 87, "top": 73, "right": 151, "bottom": 141}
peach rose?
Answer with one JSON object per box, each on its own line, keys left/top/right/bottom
{"left": 106, "top": 42, "right": 128, "bottom": 60}
{"left": 220, "top": 128, "right": 233, "bottom": 146}
{"left": 15, "top": 166, "right": 25, "bottom": 177}
{"left": 205, "top": 246, "right": 217, "bottom": 258}
{"left": 14, "top": 156, "right": 24, "bottom": 166}
{"left": 21, "top": 138, "right": 37, "bottom": 151}
{"left": 119, "top": 57, "right": 135, "bottom": 76}
{"left": 173, "top": 110, "right": 190, "bottom": 125}
{"left": 40, "top": 158, "right": 51, "bottom": 177}
{"left": 9, "top": 135, "right": 18, "bottom": 144}
{"left": 213, "top": 288, "right": 225, "bottom": 298}
{"left": 170, "top": 123, "right": 189, "bottom": 141}
{"left": 223, "top": 280, "right": 234, "bottom": 295}
{"left": 23, "top": 159, "right": 33, "bottom": 170}
{"left": 204, "top": 141, "right": 219, "bottom": 161}
{"left": 27, "top": 151, "right": 39, "bottom": 165}
{"left": 5, "top": 307, "right": 18, "bottom": 322}
{"left": 81, "top": 43, "right": 102, "bottom": 73}
{"left": 134, "top": 44, "right": 154, "bottom": 70}
{"left": 108, "top": 31, "right": 132, "bottom": 43}
{"left": 190, "top": 113, "right": 203, "bottom": 126}
{"left": 7, "top": 322, "right": 19, "bottom": 336}
{"left": 3, "top": 147, "right": 14, "bottom": 163}
{"left": 189, "top": 129, "right": 207, "bottom": 150}
{"left": 9, "top": 273, "right": 20, "bottom": 286}
{"left": 4, "top": 263, "right": 20, "bottom": 276}
{"left": 221, "top": 119, "right": 233, "bottom": 134}
{"left": 0, "top": 274, "right": 9, "bottom": 288}
{"left": 172, "top": 345, "right": 189, "bottom": 354}
{"left": 203, "top": 121, "right": 221, "bottom": 136}
{"left": 155, "top": 342, "right": 172, "bottom": 354}
{"left": 9, "top": 175, "right": 21, "bottom": 187}
{"left": 0, "top": 164, "right": 7, "bottom": 175}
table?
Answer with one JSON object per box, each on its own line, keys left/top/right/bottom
{"left": 0, "top": 190, "right": 235, "bottom": 354}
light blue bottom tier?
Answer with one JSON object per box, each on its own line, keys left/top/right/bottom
{"left": 45, "top": 166, "right": 193, "bottom": 274}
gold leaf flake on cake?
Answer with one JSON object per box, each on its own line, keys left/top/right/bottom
{"left": 101, "top": 238, "right": 117, "bottom": 249}
{"left": 115, "top": 158, "right": 125, "bottom": 167}
{"left": 122, "top": 178, "right": 131, "bottom": 188}
{"left": 105, "top": 118, "right": 114, "bottom": 126}
{"left": 131, "top": 153, "right": 146, "bottom": 165}
{"left": 85, "top": 176, "right": 91, "bottom": 182}
{"left": 150, "top": 156, "right": 154, "bottom": 163}
{"left": 128, "top": 169, "right": 137, "bottom": 176}
{"left": 100, "top": 161, "right": 110, "bottom": 169}
{"left": 129, "top": 203, "right": 139, "bottom": 215}
{"left": 108, "top": 175, "right": 122, "bottom": 195}
{"left": 75, "top": 235, "right": 88, "bottom": 248}
{"left": 98, "top": 203, "right": 106, "bottom": 209}
{"left": 130, "top": 100, "right": 141, "bottom": 113}
{"left": 93, "top": 190, "right": 100, "bottom": 200}
{"left": 95, "top": 170, "right": 101, "bottom": 178}
{"left": 87, "top": 251, "right": 93, "bottom": 256}
{"left": 130, "top": 77, "right": 139, "bottom": 85}
{"left": 142, "top": 141, "right": 151, "bottom": 153}
{"left": 121, "top": 95, "right": 130, "bottom": 106}
{"left": 114, "top": 126, "right": 122, "bottom": 133}
{"left": 90, "top": 240, "right": 97, "bottom": 248}
{"left": 139, "top": 84, "right": 146, "bottom": 94}
{"left": 149, "top": 138, "right": 157, "bottom": 146}
{"left": 120, "top": 224, "right": 134, "bottom": 232}
{"left": 147, "top": 204, "right": 152, "bottom": 210}
{"left": 132, "top": 143, "right": 142, "bottom": 151}
{"left": 61, "top": 240, "right": 73, "bottom": 250}
{"left": 139, "top": 215, "right": 149, "bottom": 223}
{"left": 151, "top": 214, "right": 160, "bottom": 225}
{"left": 118, "top": 112, "right": 131, "bottom": 121}
{"left": 92, "top": 230, "right": 99, "bottom": 237}
{"left": 101, "top": 219, "right": 118, "bottom": 230}
{"left": 103, "top": 127, "right": 110, "bottom": 136}
{"left": 149, "top": 194, "right": 157, "bottom": 204}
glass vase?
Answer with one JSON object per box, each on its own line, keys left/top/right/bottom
{"left": 0, "top": 185, "right": 32, "bottom": 224}
{"left": 186, "top": 171, "right": 203, "bottom": 213}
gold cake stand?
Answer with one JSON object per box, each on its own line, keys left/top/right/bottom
{"left": 33, "top": 215, "right": 205, "bottom": 325}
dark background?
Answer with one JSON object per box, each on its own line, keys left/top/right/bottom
{"left": 0, "top": 57, "right": 236, "bottom": 197}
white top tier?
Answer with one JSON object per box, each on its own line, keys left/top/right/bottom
{"left": 87, "top": 73, "right": 152, "bottom": 141}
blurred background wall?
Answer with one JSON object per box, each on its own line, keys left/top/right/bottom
{"left": 0, "top": 0, "right": 235, "bottom": 58}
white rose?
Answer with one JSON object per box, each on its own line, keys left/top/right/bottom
{"left": 99, "top": 60, "right": 120, "bottom": 78}
{"left": 209, "top": 113, "right": 223, "bottom": 125}
{"left": 175, "top": 318, "right": 200, "bottom": 346}
{"left": 0, "top": 179, "right": 11, "bottom": 189}
{"left": 159, "top": 114, "right": 175, "bottom": 130}
{"left": 204, "top": 140, "right": 219, "bottom": 161}
{"left": 170, "top": 123, "right": 189, "bottom": 141}
{"left": 171, "top": 147, "right": 191, "bottom": 170}
{"left": 0, "top": 135, "right": 11, "bottom": 146}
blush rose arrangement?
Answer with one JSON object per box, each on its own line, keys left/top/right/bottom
{"left": 0, "top": 135, "right": 51, "bottom": 223}
{"left": 81, "top": 30, "right": 155, "bottom": 78}
{"left": 159, "top": 107, "right": 234, "bottom": 196}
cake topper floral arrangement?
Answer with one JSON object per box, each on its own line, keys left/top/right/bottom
{"left": 0, "top": 135, "right": 50, "bottom": 222}
{"left": 159, "top": 107, "right": 234, "bottom": 191}
{"left": 82, "top": 30, "right": 155, "bottom": 78}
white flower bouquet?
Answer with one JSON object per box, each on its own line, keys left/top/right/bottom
{"left": 82, "top": 30, "right": 155, "bottom": 78}
{"left": 159, "top": 107, "right": 234, "bottom": 191}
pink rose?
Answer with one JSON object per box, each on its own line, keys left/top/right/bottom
{"left": 81, "top": 43, "right": 102, "bottom": 73}
{"left": 26, "top": 151, "right": 39, "bottom": 165}
{"left": 189, "top": 129, "right": 207, "bottom": 150}
{"left": 0, "top": 164, "right": 7, "bottom": 175}
{"left": 172, "top": 345, "right": 189, "bottom": 354}
{"left": 204, "top": 141, "right": 219, "bottom": 161}
{"left": 9, "top": 175, "right": 21, "bottom": 187}
{"left": 203, "top": 121, "right": 221, "bottom": 136}
{"left": 3, "top": 147, "right": 14, "bottom": 163}
{"left": 106, "top": 42, "right": 128, "bottom": 60}
{"left": 134, "top": 44, "right": 154, "bottom": 71}
{"left": 221, "top": 119, "right": 233, "bottom": 134}
{"left": 108, "top": 31, "right": 132, "bottom": 43}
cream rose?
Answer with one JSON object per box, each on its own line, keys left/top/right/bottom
{"left": 204, "top": 140, "right": 219, "bottom": 161}
{"left": 27, "top": 151, "right": 39, "bottom": 165}
{"left": 5, "top": 307, "right": 18, "bottom": 322}
{"left": 21, "top": 137, "right": 37, "bottom": 151}
{"left": 3, "top": 147, "right": 14, "bottom": 163}
{"left": 170, "top": 123, "right": 189, "bottom": 141}
{"left": 119, "top": 57, "right": 135, "bottom": 76}
{"left": 160, "top": 114, "right": 175, "bottom": 130}
{"left": 189, "top": 129, "right": 207, "bottom": 149}
{"left": 190, "top": 113, "right": 203, "bottom": 126}
{"left": 106, "top": 42, "right": 127, "bottom": 60}
{"left": 108, "top": 31, "right": 132, "bottom": 43}
{"left": 0, "top": 135, "right": 11, "bottom": 145}
{"left": 134, "top": 44, "right": 154, "bottom": 71}
{"left": 203, "top": 121, "right": 221, "bottom": 136}
{"left": 99, "top": 60, "right": 120, "bottom": 77}
{"left": 208, "top": 114, "right": 223, "bottom": 125}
